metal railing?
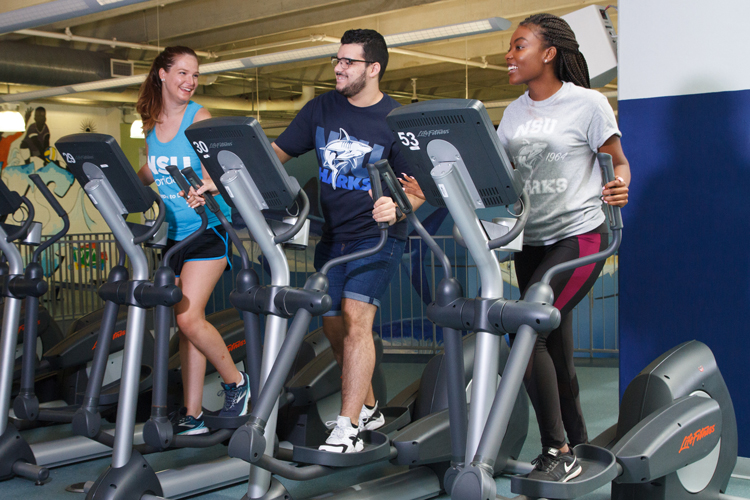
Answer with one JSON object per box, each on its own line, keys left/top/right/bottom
{"left": 7, "top": 231, "right": 618, "bottom": 357}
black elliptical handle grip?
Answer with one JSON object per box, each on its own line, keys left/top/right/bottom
{"left": 166, "top": 165, "right": 205, "bottom": 215}
{"left": 366, "top": 162, "right": 389, "bottom": 230}
{"left": 373, "top": 159, "right": 413, "bottom": 215}
{"left": 597, "top": 153, "right": 624, "bottom": 230}
{"left": 180, "top": 167, "right": 221, "bottom": 214}
{"left": 28, "top": 174, "right": 66, "bottom": 218}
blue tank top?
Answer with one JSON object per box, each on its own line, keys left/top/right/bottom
{"left": 146, "top": 101, "right": 232, "bottom": 240}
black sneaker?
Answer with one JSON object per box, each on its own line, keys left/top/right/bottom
{"left": 169, "top": 406, "right": 187, "bottom": 424}
{"left": 217, "top": 371, "right": 250, "bottom": 418}
{"left": 174, "top": 413, "right": 209, "bottom": 435}
{"left": 527, "top": 447, "right": 582, "bottom": 482}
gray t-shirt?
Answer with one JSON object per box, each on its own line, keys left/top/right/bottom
{"left": 497, "top": 82, "right": 620, "bottom": 245}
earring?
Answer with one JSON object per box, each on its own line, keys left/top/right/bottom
{"left": 161, "top": 78, "right": 165, "bottom": 81}
{"left": 543, "top": 59, "right": 548, "bottom": 63}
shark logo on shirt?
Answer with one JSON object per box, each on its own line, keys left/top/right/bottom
{"left": 319, "top": 128, "right": 373, "bottom": 189}
{"left": 516, "top": 140, "right": 548, "bottom": 170}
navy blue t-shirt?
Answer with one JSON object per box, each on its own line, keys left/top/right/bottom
{"left": 275, "top": 90, "right": 413, "bottom": 242}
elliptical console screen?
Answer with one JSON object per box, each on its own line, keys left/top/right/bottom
{"left": 56, "top": 133, "right": 154, "bottom": 214}
{"left": 0, "top": 179, "right": 23, "bottom": 217}
{"left": 185, "top": 117, "right": 300, "bottom": 211}
{"left": 386, "top": 99, "right": 522, "bottom": 208}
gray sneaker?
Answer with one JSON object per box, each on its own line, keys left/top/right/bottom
{"left": 217, "top": 371, "right": 250, "bottom": 418}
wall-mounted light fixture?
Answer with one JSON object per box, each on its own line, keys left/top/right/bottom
{"left": 129, "top": 119, "right": 145, "bottom": 139}
{"left": 0, "top": 103, "right": 26, "bottom": 132}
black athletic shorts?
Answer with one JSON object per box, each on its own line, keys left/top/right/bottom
{"left": 163, "top": 226, "right": 232, "bottom": 277}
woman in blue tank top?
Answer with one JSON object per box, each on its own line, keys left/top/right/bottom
{"left": 135, "top": 47, "right": 249, "bottom": 435}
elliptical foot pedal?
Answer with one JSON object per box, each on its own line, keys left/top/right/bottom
{"left": 202, "top": 409, "right": 251, "bottom": 430}
{"left": 292, "top": 430, "right": 390, "bottom": 467}
{"left": 378, "top": 406, "right": 411, "bottom": 434}
{"left": 510, "top": 444, "right": 617, "bottom": 499}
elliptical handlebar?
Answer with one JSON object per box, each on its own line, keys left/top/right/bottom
{"left": 540, "top": 153, "right": 623, "bottom": 286}
{"left": 597, "top": 152, "right": 624, "bottom": 231}
{"left": 487, "top": 190, "right": 530, "bottom": 251}
{"left": 6, "top": 197, "right": 35, "bottom": 244}
{"left": 132, "top": 191, "right": 167, "bottom": 245}
{"left": 371, "top": 159, "right": 453, "bottom": 281}
{"left": 180, "top": 167, "right": 221, "bottom": 214}
{"left": 272, "top": 190, "right": 310, "bottom": 245}
{"left": 319, "top": 165, "right": 388, "bottom": 275}
{"left": 166, "top": 165, "right": 206, "bottom": 216}
{"left": 178, "top": 166, "right": 251, "bottom": 271}
{"left": 366, "top": 162, "right": 390, "bottom": 230}
{"left": 28, "top": 174, "right": 70, "bottom": 262}
{"left": 164, "top": 166, "right": 209, "bottom": 267}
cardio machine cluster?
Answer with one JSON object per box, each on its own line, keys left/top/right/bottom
{"left": 0, "top": 99, "right": 738, "bottom": 500}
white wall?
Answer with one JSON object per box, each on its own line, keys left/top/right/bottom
{"left": 619, "top": 0, "right": 750, "bottom": 100}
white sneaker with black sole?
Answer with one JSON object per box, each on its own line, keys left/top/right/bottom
{"left": 359, "top": 402, "right": 385, "bottom": 431}
{"left": 319, "top": 415, "right": 364, "bottom": 453}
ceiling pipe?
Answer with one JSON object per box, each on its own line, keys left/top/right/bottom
{"left": 321, "top": 35, "right": 507, "bottom": 71}
{"left": 14, "top": 28, "right": 216, "bottom": 59}
{"left": 15, "top": 85, "right": 317, "bottom": 113}
{"left": 0, "top": 0, "right": 154, "bottom": 36}
{"left": 213, "top": 35, "right": 328, "bottom": 58}
{"left": 0, "top": 18, "right": 511, "bottom": 104}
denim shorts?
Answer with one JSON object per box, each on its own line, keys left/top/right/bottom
{"left": 314, "top": 237, "right": 405, "bottom": 316}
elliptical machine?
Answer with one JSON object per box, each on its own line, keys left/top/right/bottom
{"left": 387, "top": 98, "right": 741, "bottom": 500}
{"left": 176, "top": 115, "right": 528, "bottom": 500}
{"left": 0, "top": 174, "right": 68, "bottom": 484}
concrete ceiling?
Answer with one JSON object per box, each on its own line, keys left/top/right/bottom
{"left": 0, "top": 0, "right": 618, "bottom": 123}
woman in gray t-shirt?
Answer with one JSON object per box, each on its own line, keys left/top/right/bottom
{"left": 497, "top": 13, "right": 631, "bottom": 483}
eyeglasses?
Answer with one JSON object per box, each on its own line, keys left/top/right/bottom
{"left": 331, "top": 56, "right": 374, "bottom": 69}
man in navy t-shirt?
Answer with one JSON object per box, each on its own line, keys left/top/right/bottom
{"left": 274, "top": 29, "right": 424, "bottom": 453}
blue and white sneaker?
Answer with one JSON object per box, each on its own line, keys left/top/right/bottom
{"left": 174, "top": 413, "right": 209, "bottom": 436}
{"left": 217, "top": 371, "right": 250, "bottom": 418}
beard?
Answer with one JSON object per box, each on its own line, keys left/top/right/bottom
{"left": 336, "top": 71, "right": 367, "bottom": 98}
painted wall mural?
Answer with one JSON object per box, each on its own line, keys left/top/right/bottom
{"left": 0, "top": 103, "right": 123, "bottom": 237}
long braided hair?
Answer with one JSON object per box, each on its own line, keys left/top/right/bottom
{"left": 520, "top": 13, "right": 590, "bottom": 89}
{"left": 136, "top": 46, "right": 198, "bottom": 134}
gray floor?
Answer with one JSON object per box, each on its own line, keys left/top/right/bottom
{"left": 4, "top": 360, "right": 750, "bottom": 499}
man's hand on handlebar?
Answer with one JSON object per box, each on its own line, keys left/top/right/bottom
{"left": 369, "top": 192, "right": 399, "bottom": 226}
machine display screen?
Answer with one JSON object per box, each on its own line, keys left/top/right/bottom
{"left": 386, "top": 99, "right": 522, "bottom": 208}
{"left": 185, "top": 116, "right": 300, "bottom": 211}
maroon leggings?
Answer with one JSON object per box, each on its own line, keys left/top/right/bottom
{"left": 511, "top": 226, "right": 608, "bottom": 449}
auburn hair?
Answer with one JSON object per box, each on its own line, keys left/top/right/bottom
{"left": 136, "top": 46, "right": 198, "bottom": 134}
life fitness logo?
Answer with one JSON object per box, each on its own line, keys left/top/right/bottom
{"left": 92, "top": 330, "right": 126, "bottom": 350}
{"left": 679, "top": 424, "right": 716, "bottom": 453}
{"left": 226, "top": 339, "right": 246, "bottom": 353}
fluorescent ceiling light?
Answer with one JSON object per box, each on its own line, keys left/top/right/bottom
{"left": 0, "top": 17, "right": 511, "bottom": 103}
{"left": 130, "top": 120, "right": 145, "bottom": 139}
{"left": 0, "top": 110, "right": 26, "bottom": 133}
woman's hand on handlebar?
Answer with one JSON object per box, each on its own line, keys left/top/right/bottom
{"left": 602, "top": 177, "right": 628, "bottom": 207}
{"left": 399, "top": 174, "right": 425, "bottom": 201}
{"left": 370, "top": 193, "right": 399, "bottom": 226}
{"left": 180, "top": 186, "right": 206, "bottom": 209}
